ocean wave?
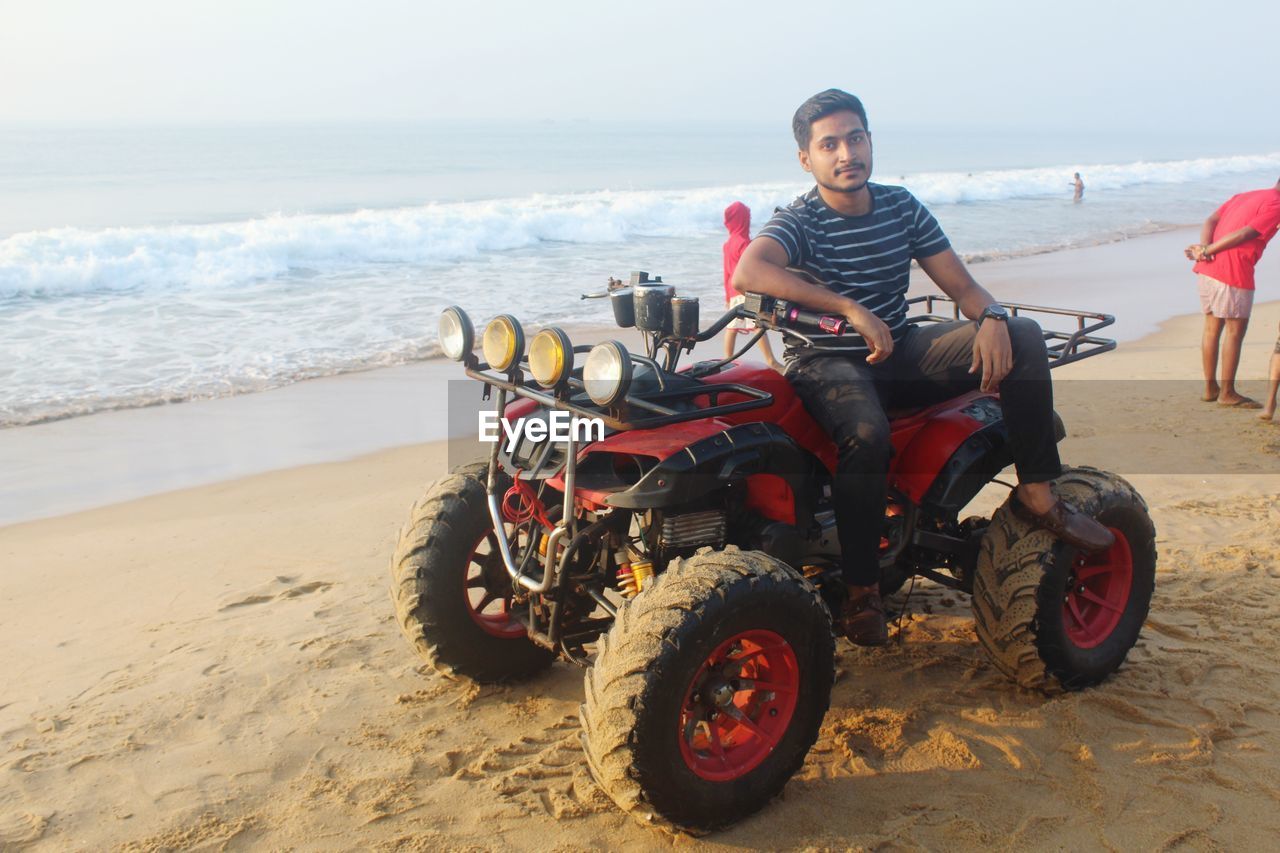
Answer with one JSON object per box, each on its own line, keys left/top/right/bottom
{"left": 2, "top": 151, "right": 1277, "bottom": 299}
{"left": 907, "top": 152, "right": 1280, "bottom": 204}
{"left": 0, "top": 184, "right": 800, "bottom": 298}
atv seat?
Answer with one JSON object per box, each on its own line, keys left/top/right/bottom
{"left": 885, "top": 404, "right": 929, "bottom": 421}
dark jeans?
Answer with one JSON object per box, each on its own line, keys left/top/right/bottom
{"left": 787, "top": 318, "right": 1062, "bottom": 586}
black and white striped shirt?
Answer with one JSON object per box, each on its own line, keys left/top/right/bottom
{"left": 759, "top": 183, "right": 950, "bottom": 355}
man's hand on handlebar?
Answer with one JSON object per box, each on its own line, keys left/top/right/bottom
{"left": 844, "top": 303, "right": 894, "bottom": 364}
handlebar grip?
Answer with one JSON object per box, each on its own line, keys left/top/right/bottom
{"left": 783, "top": 305, "right": 847, "bottom": 336}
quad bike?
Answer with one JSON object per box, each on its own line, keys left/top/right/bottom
{"left": 390, "top": 273, "right": 1156, "bottom": 832}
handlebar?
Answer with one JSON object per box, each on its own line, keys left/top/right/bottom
{"left": 775, "top": 303, "right": 848, "bottom": 336}
{"left": 738, "top": 292, "right": 846, "bottom": 338}
{"left": 688, "top": 295, "right": 848, "bottom": 345}
{"left": 580, "top": 277, "right": 847, "bottom": 344}
{"left": 579, "top": 272, "right": 1114, "bottom": 372}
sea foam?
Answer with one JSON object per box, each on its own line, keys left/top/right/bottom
{"left": 3, "top": 151, "right": 1277, "bottom": 300}
{"left": 908, "top": 152, "right": 1280, "bottom": 204}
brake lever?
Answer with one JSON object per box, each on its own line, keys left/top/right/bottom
{"left": 775, "top": 326, "right": 816, "bottom": 347}
{"left": 582, "top": 276, "right": 630, "bottom": 300}
{"left": 749, "top": 315, "right": 816, "bottom": 347}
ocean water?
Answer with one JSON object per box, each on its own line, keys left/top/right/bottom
{"left": 3, "top": 121, "right": 1278, "bottom": 427}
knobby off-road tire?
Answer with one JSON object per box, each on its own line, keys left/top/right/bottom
{"left": 580, "top": 546, "right": 835, "bottom": 833}
{"left": 973, "top": 466, "right": 1156, "bottom": 694}
{"left": 390, "top": 460, "right": 555, "bottom": 683}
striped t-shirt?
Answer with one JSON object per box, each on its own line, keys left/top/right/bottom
{"left": 759, "top": 183, "right": 951, "bottom": 355}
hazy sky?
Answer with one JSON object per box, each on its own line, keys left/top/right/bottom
{"left": 3, "top": 0, "right": 1278, "bottom": 135}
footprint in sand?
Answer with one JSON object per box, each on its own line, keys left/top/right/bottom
{"left": 460, "top": 716, "right": 607, "bottom": 819}
{"left": 0, "top": 810, "right": 50, "bottom": 846}
{"left": 6, "top": 752, "right": 51, "bottom": 773}
{"left": 805, "top": 706, "right": 918, "bottom": 778}
{"left": 218, "top": 577, "right": 335, "bottom": 611}
{"left": 279, "top": 581, "right": 333, "bottom": 599}
{"left": 1144, "top": 617, "right": 1198, "bottom": 642}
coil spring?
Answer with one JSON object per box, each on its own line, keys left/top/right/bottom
{"left": 616, "top": 565, "right": 638, "bottom": 597}
{"left": 616, "top": 561, "right": 654, "bottom": 598}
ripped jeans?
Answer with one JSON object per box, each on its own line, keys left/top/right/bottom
{"left": 786, "top": 318, "right": 1062, "bottom": 586}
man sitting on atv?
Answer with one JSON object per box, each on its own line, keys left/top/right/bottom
{"left": 732, "top": 88, "right": 1114, "bottom": 646}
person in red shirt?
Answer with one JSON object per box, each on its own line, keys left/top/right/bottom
{"left": 1184, "top": 178, "right": 1280, "bottom": 408}
{"left": 722, "top": 202, "right": 782, "bottom": 371}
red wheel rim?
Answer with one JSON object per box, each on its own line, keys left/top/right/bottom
{"left": 464, "top": 532, "right": 525, "bottom": 639}
{"left": 1064, "top": 527, "right": 1133, "bottom": 649}
{"left": 678, "top": 629, "right": 800, "bottom": 782}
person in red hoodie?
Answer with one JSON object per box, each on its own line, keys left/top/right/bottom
{"left": 722, "top": 202, "right": 783, "bottom": 371}
{"left": 1185, "top": 178, "right": 1280, "bottom": 409}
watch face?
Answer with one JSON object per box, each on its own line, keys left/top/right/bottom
{"left": 986, "top": 305, "right": 1009, "bottom": 319}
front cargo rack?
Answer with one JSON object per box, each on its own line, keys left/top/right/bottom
{"left": 463, "top": 363, "right": 773, "bottom": 433}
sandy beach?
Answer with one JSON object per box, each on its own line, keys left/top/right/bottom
{"left": 4, "top": 229, "right": 1280, "bottom": 850}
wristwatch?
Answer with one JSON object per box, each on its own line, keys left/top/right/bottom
{"left": 979, "top": 303, "right": 1009, "bottom": 325}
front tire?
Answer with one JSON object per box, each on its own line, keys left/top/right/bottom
{"left": 580, "top": 547, "right": 834, "bottom": 832}
{"left": 972, "top": 467, "right": 1156, "bottom": 693}
{"left": 390, "top": 461, "right": 555, "bottom": 683}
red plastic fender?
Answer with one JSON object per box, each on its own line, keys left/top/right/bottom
{"left": 889, "top": 391, "right": 996, "bottom": 504}
{"left": 690, "top": 363, "right": 838, "bottom": 473}
{"left": 575, "top": 418, "right": 735, "bottom": 459}
{"left": 545, "top": 418, "right": 737, "bottom": 508}
{"left": 745, "top": 473, "right": 796, "bottom": 526}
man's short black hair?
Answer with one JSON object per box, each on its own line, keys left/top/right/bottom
{"left": 792, "top": 89, "right": 868, "bottom": 151}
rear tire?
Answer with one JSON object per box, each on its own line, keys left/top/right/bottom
{"left": 972, "top": 466, "right": 1156, "bottom": 693}
{"left": 390, "top": 460, "right": 555, "bottom": 683}
{"left": 580, "top": 546, "right": 834, "bottom": 833}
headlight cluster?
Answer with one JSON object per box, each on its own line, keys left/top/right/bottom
{"left": 582, "top": 340, "right": 631, "bottom": 406}
{"left": 482, "top": 315, "right": 524, "bottom": 372}
{"left": 438, "top": 307, "right": 474, "bottom": 361}
{"left": 528, "top": 327, "right": 572, "bottom": 389}
{"left": 437, "top": 308, "right": 634, "bottom": 405}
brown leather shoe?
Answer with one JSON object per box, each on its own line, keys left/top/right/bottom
{"left": 840, "top": 584, "right": 888, "bottom": 646}
{"left": 1010, "top": 494, "right": 1115, "bottom": 553}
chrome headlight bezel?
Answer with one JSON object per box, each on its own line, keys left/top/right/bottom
{"left": 528, "top": 327, "right": 574, "bottom": 389}
{"left": 583, "top": 340, "right": 633, "bottom": 407}
{"left": 482, "top": 314, "right": 525, "bottom": 372}
{"left": 438, "top": 306, "right": 474, "bottom": 361}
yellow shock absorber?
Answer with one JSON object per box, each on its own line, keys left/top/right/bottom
{"left": 616, "top": 564, "right": 639, "bottom": 598}
{"left": 630, "top": 561, "right": 654, "bottom": 593}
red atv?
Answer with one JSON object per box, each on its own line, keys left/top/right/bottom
{"left": 391, "top": 273, "right": 1156, "bottom": 832}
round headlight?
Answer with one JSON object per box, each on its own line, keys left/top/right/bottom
{"left": 438, "top": 306, "right": 474, "bottom": 361}
{"left": 528, "top": 327, "right": 573, "bottom": 389}
{"left": 583, "top": 341, "right": 632, "bottom": 406}
{"left": 482, "top": 315, "right": 524, "bottom": 372}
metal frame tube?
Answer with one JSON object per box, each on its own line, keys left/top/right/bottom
{"left": 484, "top": 400, "right": 581, "bottom": 594}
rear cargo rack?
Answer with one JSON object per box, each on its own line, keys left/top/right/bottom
{"left": 907, "top": 295, "right": 1116, "bottom": 368}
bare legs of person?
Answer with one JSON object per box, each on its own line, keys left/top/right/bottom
{"left": 757, "top": 334, "right": 783, "bottom": 372}
{"left": 1260, "top": 329, "right": 1280, "bottom": 421}
{"left": 1201, "top": 315, "right": 1256, "bottom": 406}
{"left": 1201, "top": 315, "right": 1222, "bottom": 401}
{"left": 723, "top": 328, "right": 783, "bottom": 372}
